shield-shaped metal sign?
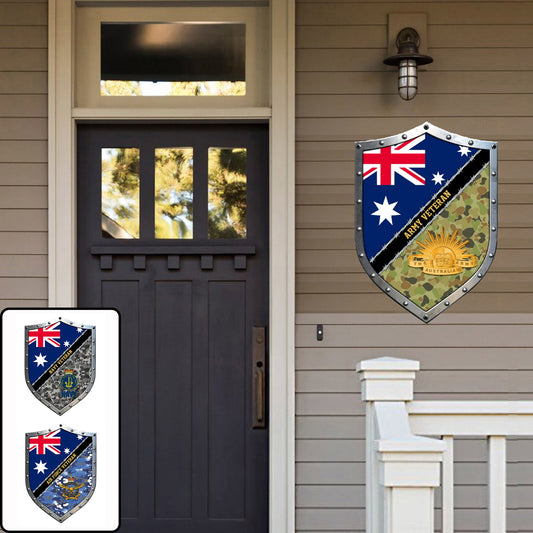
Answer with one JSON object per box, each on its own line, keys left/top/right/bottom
{"left": 355, "top": 122, "right": 497, "bottom": 322}
{"left": 26, "top": 427, "right": 96, "bottom": 522}
{"left": 25, "top": 319, "right": 96, "bottom": 414}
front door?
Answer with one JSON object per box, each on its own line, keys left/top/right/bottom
{"left": 77, "top": 123, "right": 269, "bottom": 533}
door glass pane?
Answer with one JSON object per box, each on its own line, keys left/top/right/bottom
{"left": 100, "top": 23, "right": 245, "bottom": 96}
{"left": 208, "top": 148, "right": 247, "bottom": 239}
{"left": 155, "top": 148, "right": 194, "bottom": 239}
{"left": 101, "top": 148, "right": 140, "bottom": 238}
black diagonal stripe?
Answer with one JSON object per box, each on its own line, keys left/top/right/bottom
{"left": 33, "top": 436, "right": 92, "bottom": 498}
{"left": 31, "top": 329, "right": 92, "bottom": 391}
{"left": 369, "top": 149, "right": 490, "bottom": 274}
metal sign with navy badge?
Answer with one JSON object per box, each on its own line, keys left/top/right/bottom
{"left": 26, "top": 426, "right": 96, "bottom": 522}
{"left": 355, "top": 122, "right": 497, "bottom": 322}
{"left": 25, "top": 319, "right": 96, "bottom": 414}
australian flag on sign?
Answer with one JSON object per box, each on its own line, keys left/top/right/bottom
{"left": 25, "top": 319, "right": 96, "bottom": 415}
{"left": 26, "top": 427, "right": 96, "bottom": 522}
{"left": 355, "top": 122, "right": 497, "bottom": 322}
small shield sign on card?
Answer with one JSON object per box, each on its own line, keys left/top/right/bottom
{"left": 355, "top": 122, "right": 497, "bottom": 322}
{"left": 25, "top": 319, "right": 96, "bottom": 414}
{"left": 26, "top": 427, "right": 96, "bottom": 522}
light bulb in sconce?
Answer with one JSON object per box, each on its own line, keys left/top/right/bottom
{"left": 383, "top": 27, "right": 433, "bottom": 101}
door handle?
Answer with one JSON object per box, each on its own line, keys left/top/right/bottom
{"left": 252, "top": 327, "right": 266, "bottom": 429}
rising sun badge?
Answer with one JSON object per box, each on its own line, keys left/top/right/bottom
{"left": 408, "top": 228, "right": 478, "bottom": 276}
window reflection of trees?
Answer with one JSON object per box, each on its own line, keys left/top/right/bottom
{"left": 101, "top": 148, "right": 140, "bottom": 238}
{"left": 208, "top": 148, "right": 247, "bottom": 239}
{"left": 100, "top": 80, "right": 245, "bottom": 97}
{"left": 155, "top": 148, "right": 194, "bottom": 239}
{"left": 101, "top": 146, "right": 247, "bottom": 240}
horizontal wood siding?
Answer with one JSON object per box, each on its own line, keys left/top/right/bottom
{"left": 295, "top": 313, "right": 533, "bottom": 533}
{"left": 295, "top": 2, "right": 533, "bottom": 530}
{"left": 0, "top": 1, "right": 48, "bottom": 309}
{"left": 296, "top": 0, "right": 533, "bottom": 314}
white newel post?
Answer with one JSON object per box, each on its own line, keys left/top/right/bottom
{"left": 356, "top": 357, "right": 446, "bottom": 533}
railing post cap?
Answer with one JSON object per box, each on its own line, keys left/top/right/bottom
{"left": 356, "top": 356, "right": 420, "bottom": 372}
{"left": 356, "top": 357, "right": 420, "bottom": 401}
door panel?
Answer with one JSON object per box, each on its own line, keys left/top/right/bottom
{"left": 77, "top": 123, "right": 269, "bottom": 533}
{"left": 208, "top": 281, "right": 246, "bottom": 519}
{"left": 154, "top": 281, "right": 193, "bottom": 520}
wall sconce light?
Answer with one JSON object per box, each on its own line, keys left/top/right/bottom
{"left": 383, "top": 27, "right": 433, "bottom": 101}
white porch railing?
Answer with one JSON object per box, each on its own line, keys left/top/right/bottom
{"left": 356, "top": 357, "right": 533, "bottom": 533}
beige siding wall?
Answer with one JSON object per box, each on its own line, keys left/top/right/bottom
{"left": 295, "top": 2, "right": 533, "bottom": 532}
{"left": 0, "top": 1, "right": 48, "bottom": 309}
{"left": 296, "top": 0, "right": 533, "bottom": 314}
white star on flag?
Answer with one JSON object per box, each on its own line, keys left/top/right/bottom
{"left": 64, "top": 448, "right": 70, "bottom": 454}
{"left": 34, "top": 460, "right": 47, "bottom": 474}
{"left": 432, "top": 171, "right": 445, "bottom": 185}
{"left": 34, "top": 353, "right": 47, "bottom": 367}
{"left": 372, "top": 197, "right": 400, "bottom": 225}
{"left": 64, "top": 341, "right": 70, "bottom": 347}
{"left": 458, "top": 146, "right": 471, "bottom": 157}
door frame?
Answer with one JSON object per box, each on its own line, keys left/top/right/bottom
{"left": 48, "top": 2, "right": 295, "bottom": 533}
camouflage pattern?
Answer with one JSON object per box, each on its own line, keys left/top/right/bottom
{"left": 381, "top": 166, "right": 490, "bottom": 310}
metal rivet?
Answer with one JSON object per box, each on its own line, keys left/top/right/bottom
{"left": 492, "top": 171, "right": 496, "bottom": 176}
{"left": 356, "top": 144, "right": 361, "bottom": 149}
{"left": 489, "top": 253, "right": 494, "bottom": 257}
{"left": 359, "top": 253, "right": 364, "bottom": 257}
{"left": 468, "top": 140, "right": 473, "bottom": 145}
{"left": 371, "top": 273, "right": 376, "bottom": 278}
{"left": 478, "top": 273, "right": 483, "bottom": 278}
{"left": 386, "top": 287, "right": 391, "bottom": 292}
{"left": 424, "top": 315, "right": 429, "bottom": 320}
{"left": 446, "top": 134, "right": 451, "bottom": 140}
{"left": 357, "top": 199, "right": 362, "bottom": 204}
{"left": 463, "top": 287, "right": 468, "bottom": 292}
{"left": 491, "top": 199, "right": 496, "bottom": 204}
{"left": 379, "top": 140, "right": 384, "bottom": 145}
{"left": 357, "top": 171, "right": 362, "bottom": 176}
{"left": 357, "top": 226, "right": 362, "bottom": 231}
{"left": 402, "top": 134, "right": 407, "bottom": 139}
{"left": 403, "top": 301, "right": 409, "bottom": 306}
{"left": 445, "top": 301, "right": 450, "bottom": 306}
{"left": 424, "top": 124, "right": 429, "bottom": 130}
{"left": 492, "top": 144, "right": 497, "bottom": 149}
{"left": 491, "top": 226, "right": 496, "bottom": 231}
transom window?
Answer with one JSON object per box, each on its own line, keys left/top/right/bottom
{"left": 75, "top": 6, "right": 268, "bottom": 108}
{"left": 100, "top": 22, "right": 246, "bottom": 97}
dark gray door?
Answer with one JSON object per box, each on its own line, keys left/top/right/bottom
{"left": 77, "top": 123, "right": 269, "bottom": 533}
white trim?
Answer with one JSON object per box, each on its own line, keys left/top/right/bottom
{"left": 76, "top": 0, "right": 269, "bottom": 5}
{"left": 48, "top": 0, "right": 76, "bottom": 307}
{"left": 73, "top": 107, "right": 272, "bottom": 119}
{"left": 295, "top": 312, "right": 533, "bottom": 325}
{"left": 270, "top": 1, "right": 295, "bottom": 532}
{"left": 48, "top": 1, "right": 295, "bottom": 532}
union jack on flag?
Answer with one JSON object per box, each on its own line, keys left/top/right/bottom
{"left": 29, "top": 429, "right": 62, "bottom": 455}
{"left": 363, "top": 134, "right": 426, "bottom": 186}
{"left": 28, "top": 322, "right": 61, "bottom": 348}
